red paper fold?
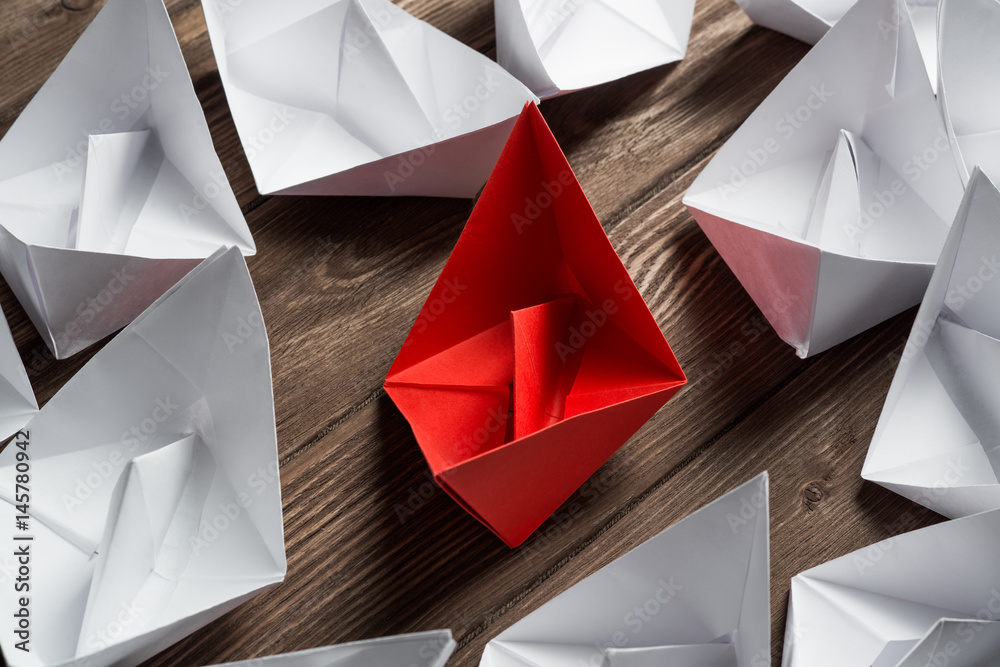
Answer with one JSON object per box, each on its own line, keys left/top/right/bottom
{"left": 385, "top": 102, "right": 686, "bottom": 547}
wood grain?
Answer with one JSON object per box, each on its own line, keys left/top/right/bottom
{"left": 0, "top": 0, "right": 943, "bottom": 665}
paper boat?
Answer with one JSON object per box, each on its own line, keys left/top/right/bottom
{"left": 201, "top": 0, "right": 538, "bottom": 197}
{"left": 494, "top": 0, "right": 696, "bottom": 98}
{"left": 684, "top": 0, "right": 963, "bottom": 357}
{"left": 0, "top": 0, "right": 253, "bottom": 359}
{"left": 0, "top": 247, "right": 284, "bottom": 667}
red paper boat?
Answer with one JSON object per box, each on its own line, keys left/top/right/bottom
{"left": 385, "top": 102, "right": 686, "bottom": 547}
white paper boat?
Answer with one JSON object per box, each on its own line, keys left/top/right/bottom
{"left": 480, "top": 473, "right": 769, "bottom": 667}
{"left": 0, "top": 0, "right": 254, "bottom": 359}
{"left": 783, "top": 505, "right": 1000, "bottom": 666}
{"left": 864, "top": 168, "right": 1000, "bottom": 518}
{"left": 684, "top": 0, "right": 963, "bottom": 358}
{"left": 0, "top": 247, "right": 284, "bottom": 667}
{"left": 201, "top": 0, "right": 538, "bottom": 197}
{"left": 494, "top": 0, "right": 696, "bottom": 98}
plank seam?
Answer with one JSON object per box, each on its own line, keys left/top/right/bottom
{"left": 279, "top": 386, "right": 386, "bottom": 467}
{"left": 241, "top": 194, "right": 270, "bottom": 217}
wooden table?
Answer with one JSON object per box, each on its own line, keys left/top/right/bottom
{"left": 0, "top": 0, "right": 945, "bottom": 664}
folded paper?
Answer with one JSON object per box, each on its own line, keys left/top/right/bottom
{"left": 938, "top": 0, "right": 1000, "bottom": 186}
{"left": 871, "top": 619, "right": 1000, "bottom": 667}
{"left": 494, "top": 0, "right": 696, "bottom": 99}
{"left": 684, "top": 0, "right": 963, "bottom": 358}
{"left": 733, "top": 0, "right": 939, "bottom": 89}
{"left": 210, "top": 630, "right": 456, "bottom": 666}
{"left": 480, "top": 472, "right": 769, "bottom": 666}
{"left": 385, "top": 102, "right": 685, "bottom": 547}
{"left": 783, "top": 506, "right": 1000, "bottom": 666}
{"left": 863, "top": 168, "right": 1000, "bottom": 518}
{"left": 0, "top": 0, "right": 254, "bottom": 359}
{"left": 201, "top": 0, "right": 538, "bottom": 197}
{"left": 0, "top": 247, "right": 284, "bottom": 667}
{"left": 0, "top": 305, "right": 37, "bottom": 440}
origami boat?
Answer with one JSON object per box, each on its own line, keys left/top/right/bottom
{"left": 386, "top": 102, "right": 685, "bottom": 547}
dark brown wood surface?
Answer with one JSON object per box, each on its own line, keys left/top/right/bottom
{"left": 0, "top": 0, "right": 946, "bottom": 664}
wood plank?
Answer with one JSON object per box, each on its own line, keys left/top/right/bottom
{"left": 0, "top": 0, "right": 954, "bottom": 665}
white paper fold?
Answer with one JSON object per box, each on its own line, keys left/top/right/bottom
{"left": 201, "top": 0, "right": 538, "bottom": 197}
{"left": 937, "top": 0, "right": 1000, "bottom": 186}
{"left": 782, "top": 507, "right": 1000, "bottom": 666}
{"left": 480, "top": 473, "right": 769, "bottom": 667}
{"left": 209, "top": 630, "right": 457, "bottom": 667}
{"left": 0, "top": 305, "right": 37, "bottom": 441}
{"left": 494, "top": 0, "right": 696, "bottom": 98}
{"left": 78, "top": 433, "right": 218, "bottom": 653}
{"left": 0, "top": 246, "right": 283, "bottom": 667}
{"left": 0, "top": 0, "right": 254, "bottom": 359}
{"left": 864, "top": 168, "right": 1000, "bottom": 518}
{"left": 734, "top": 0, "right": 939, "bottom": 90}
{"left": 684, "top": 0, "right": 963, "bottom": 357}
